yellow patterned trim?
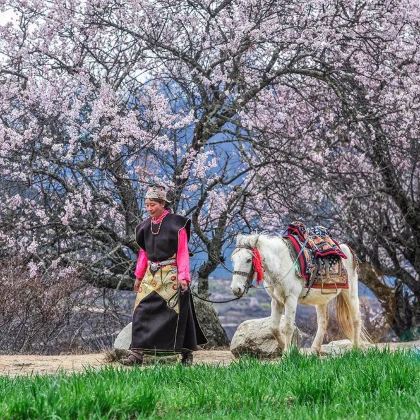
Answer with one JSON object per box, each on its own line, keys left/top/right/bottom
{"left": 134, "top": 265, "right": 179, "bottom": 314}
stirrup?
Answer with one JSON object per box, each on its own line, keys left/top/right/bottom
{"left": 119, "top": 351, "right": 144, "bottom": 366}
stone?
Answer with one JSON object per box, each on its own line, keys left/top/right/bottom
{"left": 114, "top": 322, "right": 132, "bottom": 350}
{"left": 320, "top": 339, "right": 353, "bottom": 355}
{"left": 320, "top": 339, "right": 376, "bottom": 355}
{"left": 230, "top": 316, "right": 303, "bottom": 359}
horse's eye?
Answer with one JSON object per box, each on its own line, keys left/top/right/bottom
{"left": 246, "top": 258, "right": 251, "bottom": 263}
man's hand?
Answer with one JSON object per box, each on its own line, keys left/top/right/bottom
{"left": 134, "top": 278, "right": 142, "bottom": 292}
{"left": 178, "top": 279, "right": 189, "bottom": 291}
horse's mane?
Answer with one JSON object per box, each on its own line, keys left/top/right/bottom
{"left": 235, "top": 233, "right": 283, "bottom": 248}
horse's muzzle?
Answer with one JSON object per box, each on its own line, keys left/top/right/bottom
{"left": 231, "top": 286, "right": 243, "bottom": 297}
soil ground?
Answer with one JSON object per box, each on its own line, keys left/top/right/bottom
{"left": 1, "top": 340, "right": 418, "bottom": 377}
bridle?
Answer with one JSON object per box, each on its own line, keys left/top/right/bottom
{"left": 192, "top": 235, "right": 310, "bottom": 304}
{"left": 232, "top": 244, "right": 258, "bottom": 294}
{"left": 187, "top": 243, "right": 259, "bottom": 305}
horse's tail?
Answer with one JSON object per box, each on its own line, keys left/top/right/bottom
{"left": 336, "top": 293, "right": 371, "bottom": 344}
{"left": 347, "top": 245, "right": 359, "bottom": 273}
{"left": 336, "top": 245, "right": 370, "bottom": 344}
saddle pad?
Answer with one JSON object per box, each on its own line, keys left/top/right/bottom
{"left": 284, "top": 221, "right": 349, "bottom": 289}
{"left": 310, "top": 256, "right": 349, "bottom": 290}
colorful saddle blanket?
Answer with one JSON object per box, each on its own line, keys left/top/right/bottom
{"left": 284, "top": 221, "right": 348, "bottom": 290}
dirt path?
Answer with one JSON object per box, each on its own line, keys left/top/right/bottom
{"left": 1, "top": 341, "right": 418, "bottom": 377}
{"left": 0, "top": 350, "right": 235, "bottom": 377}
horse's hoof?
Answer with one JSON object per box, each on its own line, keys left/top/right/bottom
{"left": 308, "top": 348, "right": 324, "bottom": 356}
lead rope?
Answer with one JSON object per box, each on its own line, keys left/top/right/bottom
{"left": 189, "top": 236, "right": 259, "bottom": 303}
{"left": 172, "top": 287, "right": 181, "bottom": 353}
{"left": 167, "top": 288, "right": 180, "bottom": 309}
{"left": 190, "top": 289, "right": 245, "bottom": 304}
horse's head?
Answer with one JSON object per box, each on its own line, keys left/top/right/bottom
{"left": 230, "top": 235, "right": 261, "bottom": 297}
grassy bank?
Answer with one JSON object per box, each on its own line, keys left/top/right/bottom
{"left": 0, "top": 349, "right": 418, "bottom": 419}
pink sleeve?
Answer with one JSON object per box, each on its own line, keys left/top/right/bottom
{"left": 134, "top": 248, "right": 148, "bottom": 280}
{"left": 176, "top": 227, "right": 191, "bottom": 283}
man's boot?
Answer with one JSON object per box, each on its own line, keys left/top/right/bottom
{"left": 181, "top": 351, "right": 193, "bottom": 366}
{"left": 119, "top": 350, "right": 144, "bottom": 366}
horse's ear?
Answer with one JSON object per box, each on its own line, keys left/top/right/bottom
{"left": 252, "top": 234, "right": 261, "bottom": 248}
{"left": 236, "top": 234, "right": 243, "bottom": 244}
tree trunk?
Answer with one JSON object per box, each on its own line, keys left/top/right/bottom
{"left": 359, "top": 263, "right": 419, "bottom": 341}
{"left": 198, "top": 275, "right": 209, "bottom": 298}
{"left": 393, "top": 281, "right": 419, "bottom": 340}
{"left": 194, "top": 274, "right": 229, "bottom": 347}
{"left": 193, "top": 296, "right": 230, "bottom": 348}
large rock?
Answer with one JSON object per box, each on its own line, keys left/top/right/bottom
{"left": 114, "top": 322, "right": 132, "bottom": 350}
{"left": 230, "top": 316, "right": 303, "bottom": 359}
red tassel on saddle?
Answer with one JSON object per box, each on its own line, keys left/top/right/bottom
{"left": 252, "top": 248, "right": 264, "bottom": 284}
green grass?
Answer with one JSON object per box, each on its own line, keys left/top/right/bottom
{"left": 0, "top": 349, "right": 419, "bottom": 419}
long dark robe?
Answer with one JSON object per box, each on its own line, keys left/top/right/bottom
{"left": 130, "top": 214, "right": 207, "bottom": 353}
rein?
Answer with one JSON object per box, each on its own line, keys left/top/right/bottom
{"left": 190, "top": 289, "right": 246, "bottom": 304}
{"left": 167, "top": 285, "right": 246, "bottom": 307}
{"left": 188, "top": 243, "right": 255, "bottom": 304}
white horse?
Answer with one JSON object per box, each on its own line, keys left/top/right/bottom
{"left": 230, "top": 234, "right": 369, "bottom": 354}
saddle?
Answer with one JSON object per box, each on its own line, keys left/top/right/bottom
{"left": 283, "top": 221, "right": 349, "bottom": 294}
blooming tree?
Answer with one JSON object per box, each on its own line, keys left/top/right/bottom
{"left": 239, "top": 1, "right": 420, "bottom": 338}
{"left": 0, "top": 0, "right": 303, "bottom": 316}
{"left": 0, "top": 0, "right": 418, "bottom": 339}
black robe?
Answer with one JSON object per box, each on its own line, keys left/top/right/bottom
{"left": 130, "top": 213, "right": 207, "bottom": 353}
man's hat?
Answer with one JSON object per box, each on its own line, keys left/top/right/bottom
{"left": 145, "top": 185, "right": 172, "bottom": 203}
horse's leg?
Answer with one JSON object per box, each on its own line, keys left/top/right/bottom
{"left": 311, "top": 303, "right": 328, "bottom": 354}
{"left": 343, "top": 289, "right": 362, "bottom": 348}
{"left": 282, "top": 295, "right": 298, "bottom": 353}
{"left": 270, "top": 298, "right": 285, "bottom": 349}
